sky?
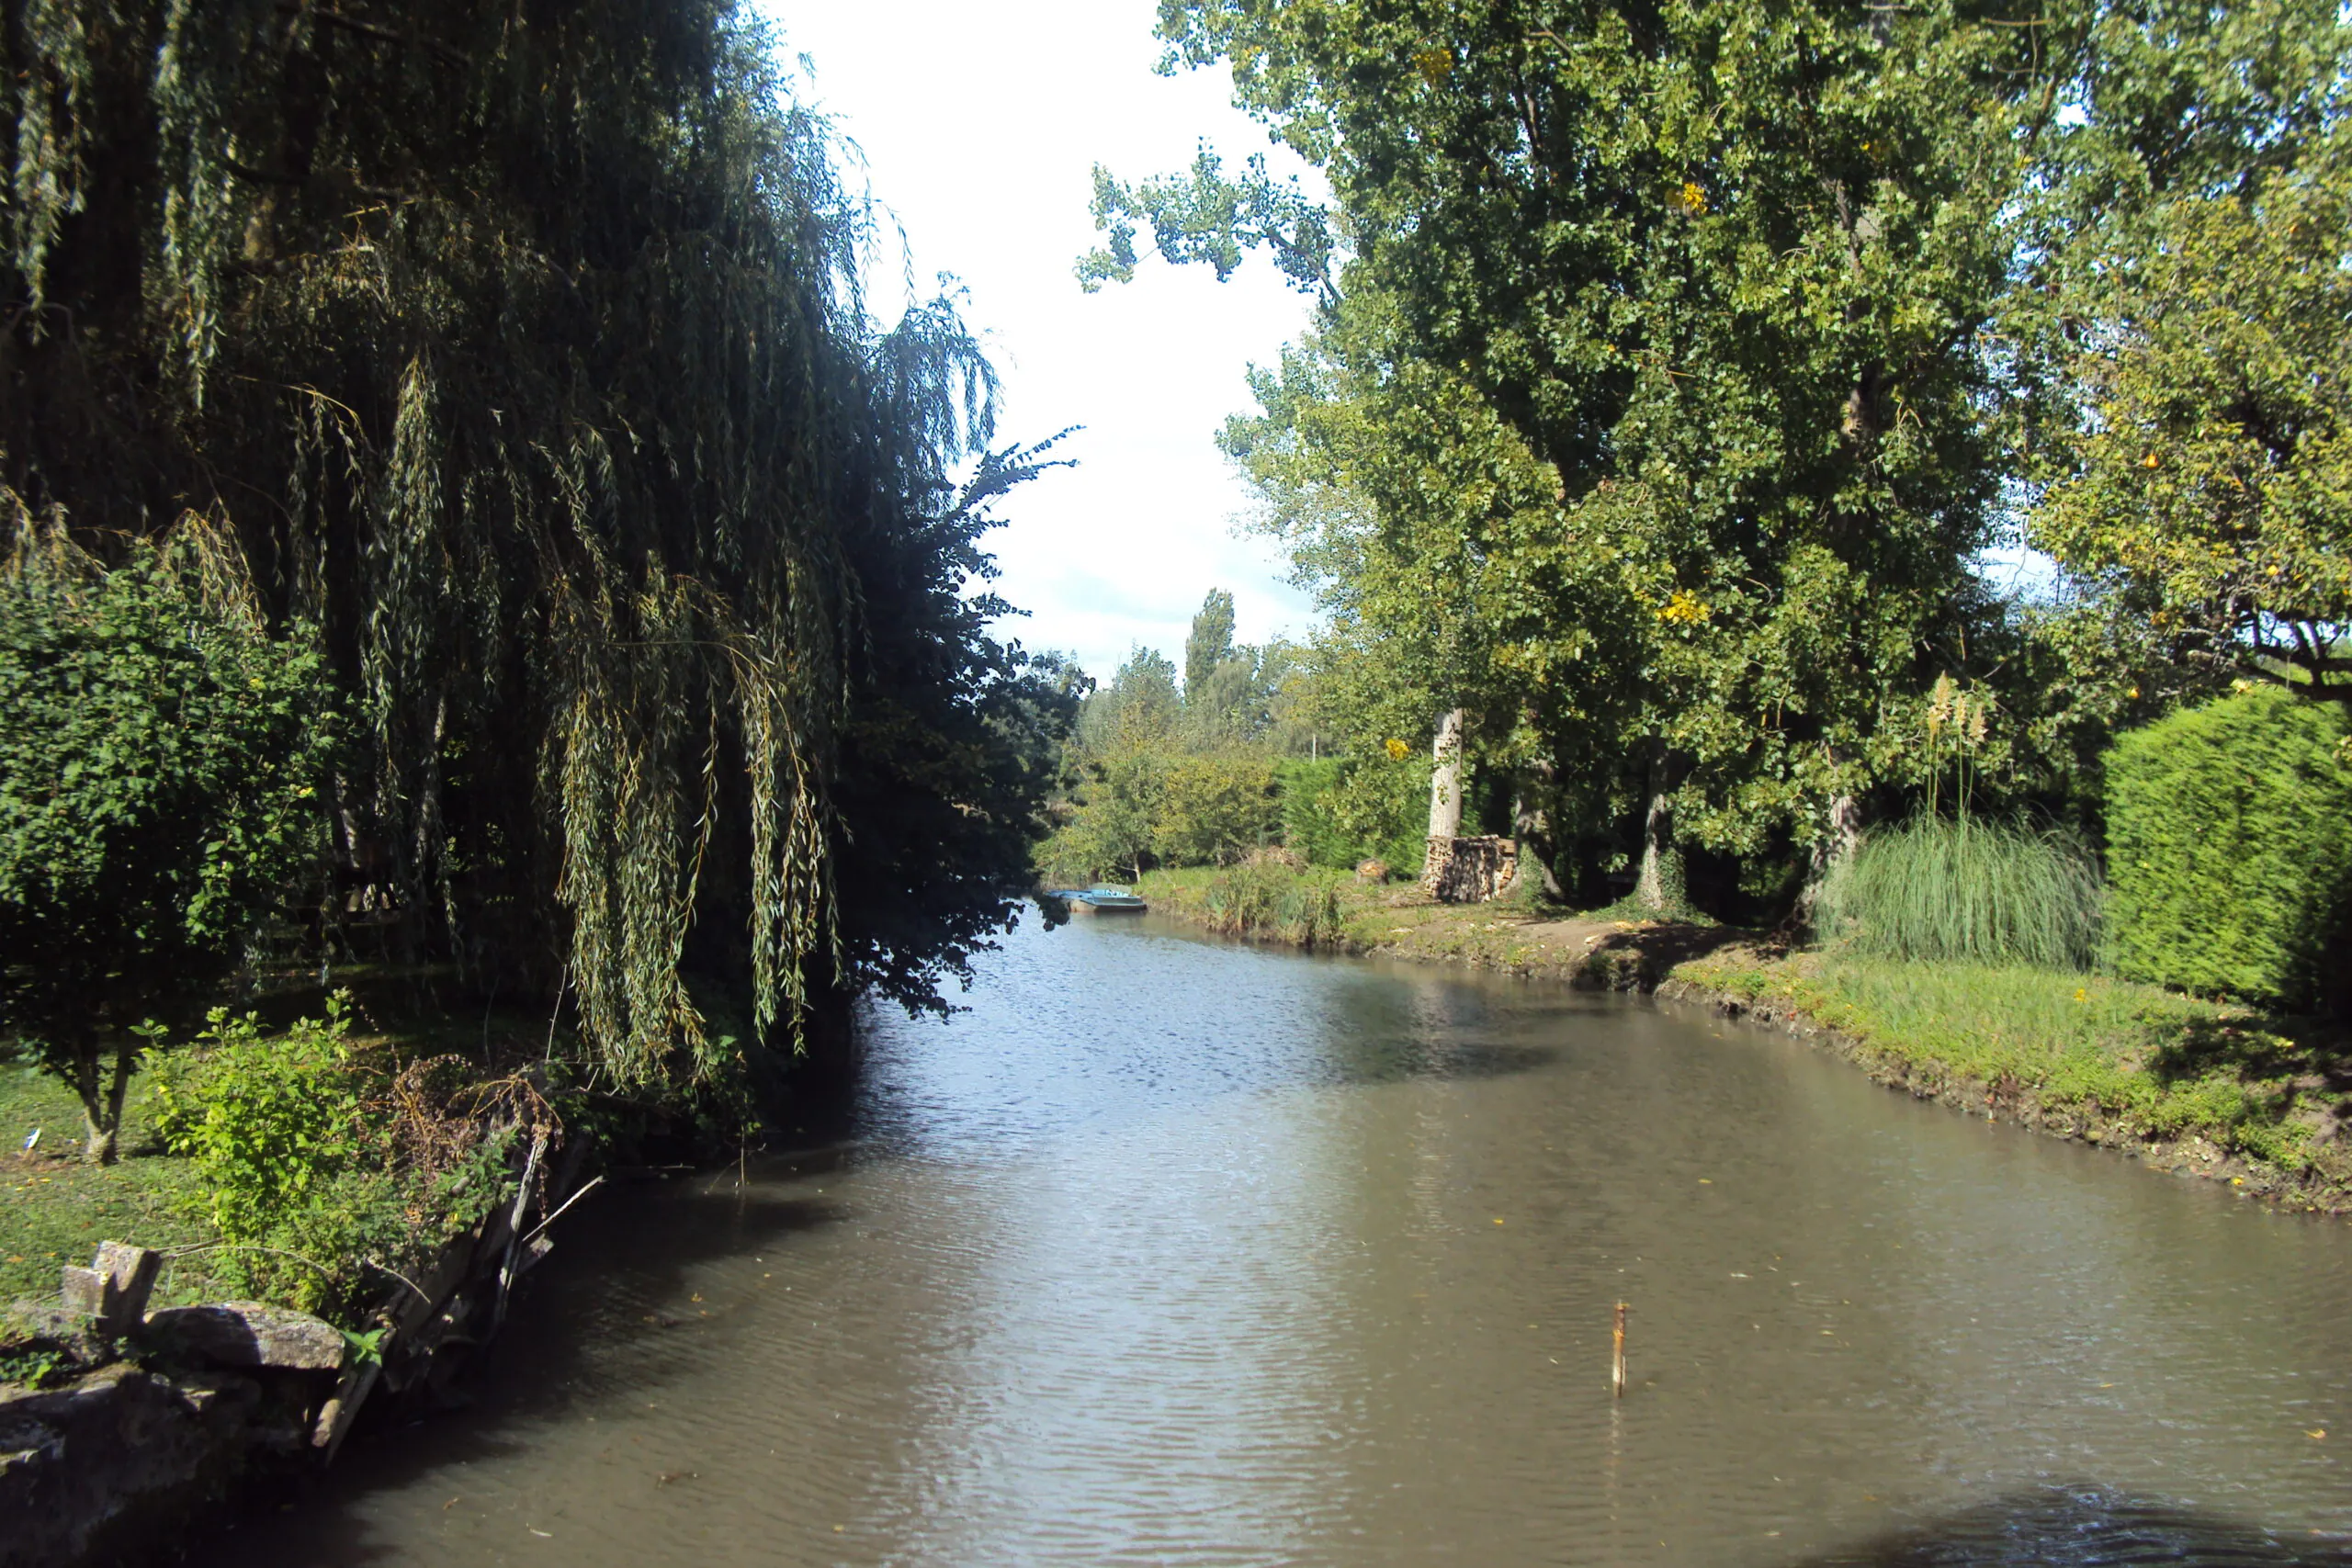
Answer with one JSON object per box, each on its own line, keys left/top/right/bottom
{"left": 762, "top": 0, "right": 1326, "bottom": 683}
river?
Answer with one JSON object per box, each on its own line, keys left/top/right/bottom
{"left": 198, "top": 913, "right": 2352, "bottom": 1565}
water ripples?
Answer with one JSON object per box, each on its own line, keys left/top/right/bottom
{"left": 196, "top": 915, "right": 2352, "bottom": 1567}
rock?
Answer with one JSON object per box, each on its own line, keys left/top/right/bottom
{"left": 1354, "top": 858, "right": 1388, "bottom": 884}
{"left": 58, "top": 1244, "right": 163, "bottom": 1337}
{"left": 0, "top": 1364, "right": 254, "bottom": 1568}
{"left": 141, "top": 1303, "right": 345, "bottom": 1372}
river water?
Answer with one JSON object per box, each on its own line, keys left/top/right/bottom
{"left": 203, "top": 915, "right": 2352, "bottom": 1566}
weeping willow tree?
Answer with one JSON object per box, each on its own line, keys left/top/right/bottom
{"left": 2, "top": 0, "right": 1072, "bottom": 1091}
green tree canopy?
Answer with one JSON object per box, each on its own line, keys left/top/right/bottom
{"left": 1094, "top": 0, "right": 2062, "bottom": 898}
{"left": 2017, "top": 1, "right": 2352, "bottom": 706}
{"left": 0, "top": 518, "right": 339, "bottom": 1159}
{"left": 1183, "top": 589, "right": 1238, "bottom": 697}
{"left": 3, "top": 0, "right": 1071, "bottom": 1089}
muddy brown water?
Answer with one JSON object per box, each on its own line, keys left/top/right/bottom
{"left": 200, "top": 915, "right": 2352, "bottom": 1566}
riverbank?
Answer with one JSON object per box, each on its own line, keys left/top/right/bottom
{"left": 0, "top": 978, "right": 612, "bottom": 1567}
{"left": 1131, "top": 863, "right": 1747, "bottom": 987}
{"left": 1131, "top": 865, "right": 2352, "bottom": 1215}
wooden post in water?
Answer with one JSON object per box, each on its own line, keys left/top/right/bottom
{"left": 1611, "top": 1302, "right": 1627, "bottom": 1398}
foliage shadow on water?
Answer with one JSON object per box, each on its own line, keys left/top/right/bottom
{"left": 1317, "top": 1032, "right": 1564, "bottom": 1087}
{"left": 1785, "top": 1486, "right": 2352, "bottom": 1567}
{"left": 179, "top": 1184, "right": 859, "bottom": 1563}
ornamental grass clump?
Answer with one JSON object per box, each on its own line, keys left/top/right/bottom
{"left": 1202, "top": 863, "right": 1346, "bottom": 947}
{"left": 1818, "top": 816, "right": 2105, "bottom": 971}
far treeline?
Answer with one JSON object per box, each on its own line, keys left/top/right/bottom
{"left": 1064, "top": 0, "right": 2352, "bottom": 1011}
{"left": 1, "top": 0, "right": 1080, "bottom": 1164}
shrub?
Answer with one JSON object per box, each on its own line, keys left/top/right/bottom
{"left": 0, "top": 520, "right": 339, "bottom": 1161}
{"left": 1152, "top": 752, "right": 1279, "bottom": 866}
{"left": 1274, "top": 752, "right": 1427, "bottom": 871}
{"left": 1274, "top": 757, "right": 1354, "bottom": 866}
{"left": 1817, "top": 815, "right": 2104, "bottom": 970}
{"left": 147, "top": 996, "right": 529, "bottom": 1321}
{"left": 2104, "top": 686, "right": 2352, "bottom": 1010}
{"left": 1041, "top": 745, "right": 1167, "bottom": 885}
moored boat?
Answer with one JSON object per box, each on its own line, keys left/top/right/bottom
{"left": 1047, "top": 886, "right": 1148, "bottom": 913}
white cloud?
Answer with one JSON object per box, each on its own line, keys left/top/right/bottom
{"left": 764, "top": 0, "right": 1324, "bottom": 680}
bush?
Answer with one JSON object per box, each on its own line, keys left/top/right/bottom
{"left": 147, "top": 996, "right": 528, "bottom": 1322}
{"left": 1818, "top": 815, "right": 2104, "bottom": 970}
{"left": 1274, "top": 757, "right": 1354, "bottom": 866}
{"left": 1152, "top": 752, "right": 1279, "bottom": 866}
{"left": 0, "top": 520, "right": 338, "bottom": 1160}
{"left": 1274, "top": 752, "right": 1427, "bottom": 871}
{"left": 2104, "top": 686, "right": 2352, "bottom": 1010}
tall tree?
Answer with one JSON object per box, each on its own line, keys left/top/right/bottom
{"left": 3, "top": 0, "right": 1067, "bottom": 1089}
{"left": 1090, "top": 0, "right": 2061, "bottom": 906}
{"left": 2016, "top": 0, "right": 2352, "bottom": 714}
{"left": 1183, "top": 588, "right": 1238, "bottom": 698}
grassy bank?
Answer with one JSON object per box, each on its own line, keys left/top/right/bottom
{"left": 1672, "top": 947, "right": 2352, "bottom": 1208}
{"left": 1128, "top": 859, "right": 2352, "bottom": 1213}
{"left": 2, "top": 976, "right": 576, "bottom": 1338}
{"left": 1134, "top": 863, "right": 1739, "bottom": 985}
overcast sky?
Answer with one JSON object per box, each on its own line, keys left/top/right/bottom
{"left": 763, "top": 0, "right": 1325, "bottom": 682}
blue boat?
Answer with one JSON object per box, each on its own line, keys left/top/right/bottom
{"left": 1048, "top": 886, "right": 1148, "bottom": 913}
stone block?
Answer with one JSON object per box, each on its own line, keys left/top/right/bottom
{"left": 58, "top": 1243, "right": 163, "bottom": 1337}
{"left": 141, "top": 1303, "right": 345, "bottom": 1372}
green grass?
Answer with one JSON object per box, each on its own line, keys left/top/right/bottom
{"left": 1135, "top": 864, "right": 1630, "bottom": 976}
{"left": 1675, "top": 948, "right": 2352, "bottom": 1181}
{"left": 0, "top": 1060, "right": 224, "bottom": 1311}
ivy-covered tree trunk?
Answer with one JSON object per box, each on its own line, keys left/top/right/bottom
{"left": 1799, "top": 793, "right": 1866, "bottom": 931}
{"left": 1633, "top": 747, "right": 1684, "bottom": 915}
{"left": 1512, "top": 763, "right": 1566, "bottom": 902}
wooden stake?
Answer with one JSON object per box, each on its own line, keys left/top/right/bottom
{"left": 1611, "top": 1301, "right": 1628, "bottom": 1398}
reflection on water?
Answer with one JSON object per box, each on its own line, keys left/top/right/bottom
{"left": 197, "top": 916, "right": 2352, "bottom": 1566}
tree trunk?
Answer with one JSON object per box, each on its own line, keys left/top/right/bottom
{"left": 100, "top": 1035, "right": 136, "bottom": 1166}
{"left": 72, "top": 1031, "right": 135, "bottom": 1167}
{"left": 1632, "top": 747, "right": 1682, "bottom": 915}
{"left": 73, "top": 1037, "right": 105, "bottom": 1164}
{"left": 1427, "top": 707, "right": 1466, "bottom": 840}
{"left": 1799, "top": 791, "right": 1864, "bottom": 931}
{"left": 1512, "top": 775, "right": 1566, "bottom": 903}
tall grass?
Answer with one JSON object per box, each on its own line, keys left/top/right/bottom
{"left": 1201, "top": 863, "right": 1348, "bottom": 947}
{"left": 1817, "top": 816, "right": 2103, "bottom": 970}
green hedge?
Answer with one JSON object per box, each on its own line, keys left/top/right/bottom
{"left": 1272, "top": 754, "right": 1427, "bottom": 872}
{"left": 2104, "top": 686, "right": 2352, "bottom": 1010}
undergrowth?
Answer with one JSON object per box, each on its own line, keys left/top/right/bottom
{"left": 1196, "top": 862, "right": 1349, "bottom": 947}
{"left": 143, "top": 994, "right": 551, "bottom": 1323}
